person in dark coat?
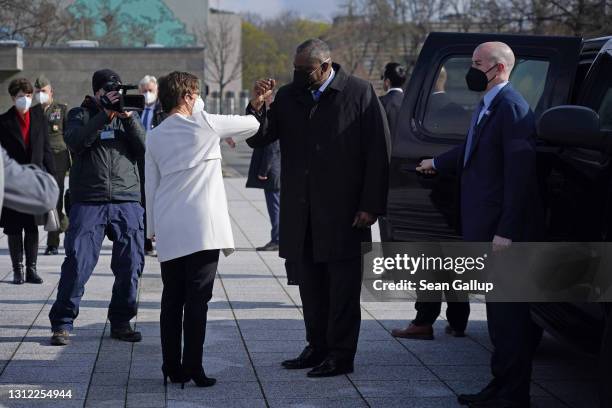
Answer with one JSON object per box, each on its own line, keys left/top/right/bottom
{"left": 391, "top": 65, "right": 471, "bottom": 341}
{"left": 0, "top": 78, "right": 55, "bottom": 285}
{"left": 34, "top": 75, "right": 70, "bottom": 256}
{"left": 246, "top": 94, "right": 281, "bottom": 252}
{"left": 379, "top": 62, "right": 406, "bottom": 139}
{"left": 418, "top": 42, "right": 543, "bottom": 408}
{"left": 138, "top": 75, "right": 168, "bottom": 256}
{"left": 246, "top": 39, "right": 389, "bottom": 378}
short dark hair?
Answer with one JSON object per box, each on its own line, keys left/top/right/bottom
{"left": 383, "top": 62, "right": 407, "bottom": 88}
{"left": 8, "top": 78, "right": 33, "bottom": 97}
{"left": 158, "top": 71, "right": 200, "bottom": 113}
{"left": 296, "top": 38, "right": 331, "bottom": 63}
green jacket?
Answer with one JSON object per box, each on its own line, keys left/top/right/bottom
{"left": 65, "top": 96, "right": 146, "bottom": 203}
{"left": 43, "top": 101, "right": 68, "bottom": 153}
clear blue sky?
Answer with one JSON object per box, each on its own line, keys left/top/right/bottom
{"left": 212, "top": 0, "right": 343, "bottom": 21}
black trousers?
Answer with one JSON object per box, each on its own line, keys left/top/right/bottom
{"left": 160, "top": 249, "right": 219, "bottom": 371}
{"left": 486, "top": 302, "right": 535, "bottom": 404}
{"left": 601, "top": 303, "right": 612, "bottom": 408}
{"left": 413, "top": 300, "right": 470, "bottom": 331}
{"left": 293, "top": 221, "right": 362, "bottom": 362}
{"left": 47, "top": 150, "right": 70, "bottom": 248}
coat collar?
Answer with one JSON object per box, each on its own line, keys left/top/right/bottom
{"left": 290, "top": 63, "right": 348, "bottom": 106}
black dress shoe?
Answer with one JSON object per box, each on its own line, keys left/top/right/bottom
{"left": 458, "top": 382, "right": 499, "bottom": 405}
{"left": 110, "top": 325, "right": 142, "bottom": 342}
{"left": 306, "top": 358, "right": 354, "bottom": 377}
{"left": 44, "top": 246, "right": 59, "bottom": 255}
{"left": 281, "top": 346, "right": 326, "bottom": 369}
{"left": 469, "top": 398, "right": 530, "bottom": 408}
{"left": 445, "top": 325, "right": 466, "bottom": 337}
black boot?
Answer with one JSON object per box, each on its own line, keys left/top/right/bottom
{"left": 24, "top": 231, "right": 43, "bottom": 284}
{"left": 8, "top": 234, "right": 24, "bottom": 285}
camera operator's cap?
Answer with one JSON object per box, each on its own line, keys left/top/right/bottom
{"left": 34, "top": 75, "right": 51, "bottom": 89}
{"left": 92, "top": 69, "right": 122, "bottom": 93}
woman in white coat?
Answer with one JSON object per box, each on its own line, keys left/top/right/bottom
{"left": 145, "top": 71, "right": 266, "bottom": 388}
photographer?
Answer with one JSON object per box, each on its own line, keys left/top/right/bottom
{"left": 49, "top": 69, "right": 146, "bottom": 346}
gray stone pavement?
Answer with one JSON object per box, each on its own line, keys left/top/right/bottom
{"left": 0, "top": 177, "right": 600, "bottom": 408}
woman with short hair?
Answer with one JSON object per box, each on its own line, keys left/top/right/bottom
{"left": 0, "top": 78, "right": 55, "bottom": 285}
{"left": 145, "top": 71, "right": 267, "bottom": 387}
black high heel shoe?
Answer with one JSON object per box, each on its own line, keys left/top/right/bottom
{"left": 162, "top": 365, "right": 188, "bottom": 386}
{"left": 183, "top": 367, "right": 216, "bottom": 388}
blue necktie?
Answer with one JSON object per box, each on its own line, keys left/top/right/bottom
{"left": 142, "top": 108, "right": 150, "bottom": 130}
{"left": 463, "top": 99, "right": 485, "bottom": 166}
{"left": 312, "top": 90, "right": 322, "bottom": 102}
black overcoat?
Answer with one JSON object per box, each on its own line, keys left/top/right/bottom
{"left": 0, "top": 105, "right": 55, "bottom": 229}
{"left": 247, "top": 64, "right": 390, "bottom": 263}
{"left": 246, "top": 140, "right": 281, "bottom": 190}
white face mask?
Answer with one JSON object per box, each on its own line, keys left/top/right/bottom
{"left": 15, "top": 96, "right": 32, "bottom": 112}
{"left": 192, "top": 96, "right": 205, "bottom": 116}
{"left": 35, "top": 91, "right": 50, "bottom": 105}
{"left": 144, "top": 91, "right": 157, "bottom": 105}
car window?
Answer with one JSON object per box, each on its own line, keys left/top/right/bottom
{"left": 599, "top": 88, "right": 612, "bottom": 130}
{"left": 422, "top": 56, "right": 551, "bottom": 140}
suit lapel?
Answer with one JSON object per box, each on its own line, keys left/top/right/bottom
{"left": 465, "top": 84, "right": 511, "bottom": 167}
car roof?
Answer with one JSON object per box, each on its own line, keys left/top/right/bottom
{"left": 582, "top": 36, "right": 612, "bottom": 54}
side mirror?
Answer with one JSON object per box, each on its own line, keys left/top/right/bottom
{"left": 538, "top": 105, "right": 603, "bottom": 150}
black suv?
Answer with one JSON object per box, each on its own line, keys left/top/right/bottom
{"left": 384, "top": 32, "right": 612, "bottom": 355}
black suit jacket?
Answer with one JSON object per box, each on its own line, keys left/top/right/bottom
{"left": 247, "top": 63, "right": 390, "bottom": 263}
{"left": 435, "top": 84, "right": 543, "bottom": 242}
{"left": 379, "top": 89, "right": 403, "bottom": 140}
{"left": 0, "top": 105, "right": 55, "bottom": 229}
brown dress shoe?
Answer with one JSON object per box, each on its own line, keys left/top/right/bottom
{"left": 391, "top": 323, "right": 434, "bottom": 340}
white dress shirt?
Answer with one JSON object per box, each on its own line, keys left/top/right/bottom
{"left": 311, "top": 68, "right": 335, "bottom": 99}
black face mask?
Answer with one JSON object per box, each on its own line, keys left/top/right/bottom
{"left": 293, "top": 62, "right": 326, "bottom": 90}
{"left": 293, "top": 69, "right": 315, "bottom": 90}
{"left": 465, "top": 65, "right": 497, "bottom": 92}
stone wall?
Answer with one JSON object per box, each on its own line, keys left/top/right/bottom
{"left": 0, "top": 46, "right": 205, "bottom": 111}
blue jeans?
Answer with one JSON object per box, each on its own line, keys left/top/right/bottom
{"left": 49, "top": 202, "right": 145, "bottom": 332}
{"left": 264, "top": 189, "right": 280, "bottom": 244}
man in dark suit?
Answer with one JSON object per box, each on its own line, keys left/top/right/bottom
{"left": 418, "top": 42, "right": 541, "bottom": 408}
{"left": 246, "top": 39, "right": 389, "bottom": 377}
{"left": 246, "top": 94, "right": 281, "bottom": 252}
{"left": 379, "top": 62, "right": 406, "bottom": 138}
{"left": 138, "top": 75, "right": 167, "bottom": 256}
{"left": 392, "top": 66, "right": 470, "bottom": 341}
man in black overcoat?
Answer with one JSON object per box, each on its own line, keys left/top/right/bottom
{"left": 246, "top": 39, "right": 390, "bottom": 377}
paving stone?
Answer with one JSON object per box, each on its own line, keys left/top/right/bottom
{"left": 0, "top": 178, "right": 600, "bottom": 407}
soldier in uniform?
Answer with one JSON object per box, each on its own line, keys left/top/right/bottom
{"left": 34, "top": 76, "right": 70, "bottom": 255}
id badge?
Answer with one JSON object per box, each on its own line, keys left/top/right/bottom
{"left": 100, "top": 130, "right": 115, "bottom": 140}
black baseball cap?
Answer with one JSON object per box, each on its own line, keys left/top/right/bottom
{"left": 92, "top": 69, "right": 121, "bottom": 93}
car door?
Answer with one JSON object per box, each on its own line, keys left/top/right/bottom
{"left": 543, "top": 38, "right": 612, "bottom": 242}
{"left": 385, "top": 32, "right": 583, "bottom": 243}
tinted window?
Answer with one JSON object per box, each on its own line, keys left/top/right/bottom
{"left": 598, "top": 88, "right": 612, "bottom": 130}
{"left": 422, "top": 56, "right": 550, "bottom": 140}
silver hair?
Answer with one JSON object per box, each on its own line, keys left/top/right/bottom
{"left": 139, "top": 75, "right": 157, "bottom": 88}
{"left": 296, "top": 39, "right": 331, "bottom": 63}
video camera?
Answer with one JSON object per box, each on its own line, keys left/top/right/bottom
{"left": 100, "top": 80, "right": 145, "bottom": 112}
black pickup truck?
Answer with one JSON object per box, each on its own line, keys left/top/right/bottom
{"left": 384, "top": 32, "right": 612, "bottom": 356}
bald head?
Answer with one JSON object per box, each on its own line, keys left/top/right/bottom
{"left": 472, "top": 42, "right": 515, "bottom": 90}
